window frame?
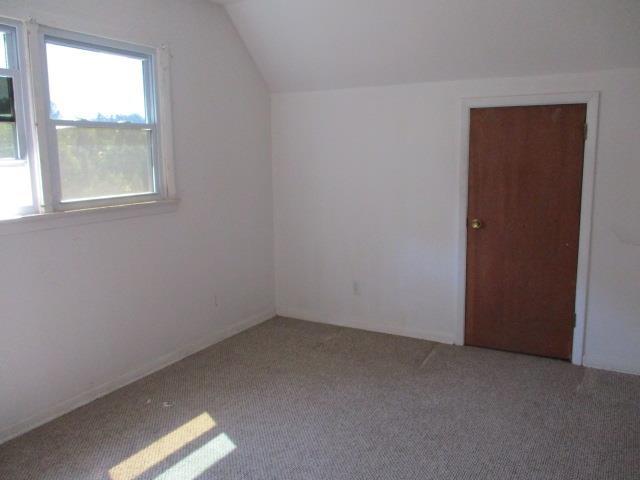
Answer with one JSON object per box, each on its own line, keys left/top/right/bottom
{"left": 0, "top": 18, "right": 38, "bottom": 216}
{"left": 35, "top": 26, "right": 166, "bottom": 211}
{"left": 0, "top": 19, "right": 177, "bottom": 230}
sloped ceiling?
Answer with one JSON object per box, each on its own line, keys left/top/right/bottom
{"left": 215, "top": 0, "right": 640, "bottom": 93}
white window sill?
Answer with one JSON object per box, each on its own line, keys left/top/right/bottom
{"left": 0, "top": 199, "right": 179, "bottom": 237}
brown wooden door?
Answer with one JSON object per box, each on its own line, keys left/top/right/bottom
{"left": 465, "top": 104, "right": 587, "bottom": 360}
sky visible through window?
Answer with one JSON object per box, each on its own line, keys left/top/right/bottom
{"left": 0, "top": 32, "right": 8, "bottom": 69}
{"left": 46, "top": 42, "right": 147, "bottom": 123}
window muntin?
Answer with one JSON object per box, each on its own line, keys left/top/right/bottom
{"left": 0, "top": 22, "right": 35, "bottom": 219}
{"left": 42, "top": 33, "right": 160, "bottom": 205}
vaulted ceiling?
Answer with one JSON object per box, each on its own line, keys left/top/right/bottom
{"left": 212, "top": 0, "right": 640, "bottom": 93}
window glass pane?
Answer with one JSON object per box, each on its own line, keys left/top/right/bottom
{"left": 0, "top": 30, "right": 14, "bottom": 70}
{"left": 0, "top": 161, "right": 32, "bottom": 218}
{"left": 46, "top": 41, "right": 147, "bottom": 123}
{"left": 0, "top": 77, "right": 16, "bottom": 121}
{"left": 0, "top": 77, "right": 18, "bottom": 159}
{"left": 0, "top": 122, "right": 17, "bottom": 159}
{"left": 56, "top": 126, "right": 154, "bottom": 201}
{"left": 0, "top": 32, "right": 8, "bottom": 69}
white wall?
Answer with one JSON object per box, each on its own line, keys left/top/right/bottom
{"left": 273, "top": 68, "right": 640, "bottom": 374}
{"left": 0, "top": 0, "right": 274, "bottom": 441}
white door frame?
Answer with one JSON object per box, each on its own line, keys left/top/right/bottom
{"left": 455, "top": 92, "right": 600, "bottom": 365}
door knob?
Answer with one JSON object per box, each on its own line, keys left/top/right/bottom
{"left": 470, "top": 219, "right": 484, "bottom": 230}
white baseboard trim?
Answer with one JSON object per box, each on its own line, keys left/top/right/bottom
{"left": 0, "top": 308, "right": 276, "bottom": 446}
{"left": 277, "top": 306, "right": 455, "bottom": 345}
{"left": 583, "top": 353, "right": 640, "bottom": 376}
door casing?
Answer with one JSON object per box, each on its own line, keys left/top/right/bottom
{"left": 455, "top": 92, "right": 600, "bottom": 366}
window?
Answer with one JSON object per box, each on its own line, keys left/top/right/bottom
{"left": 0, "top": 23, "right": 36, "bottom": 218}
{"left": 0, "top": 19, "right": 175, "bottom": 223}
{"left": 43, "top": 34, "right": 159, "bottom": 206}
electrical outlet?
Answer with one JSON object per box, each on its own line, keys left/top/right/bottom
{"left": 353, "top": 281, "right": 361, "bottom": 296}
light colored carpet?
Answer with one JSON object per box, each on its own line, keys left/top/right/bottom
{"left": 0, "top": 317, "right": 638, "bottom": 480}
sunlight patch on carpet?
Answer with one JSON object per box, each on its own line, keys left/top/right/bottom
{"left": 109, "top": 412, "right": 216, "bottom": 480}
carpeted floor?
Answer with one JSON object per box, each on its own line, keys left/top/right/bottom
{"left": 0, "top": 317, "right": 638, "bottom": 480}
